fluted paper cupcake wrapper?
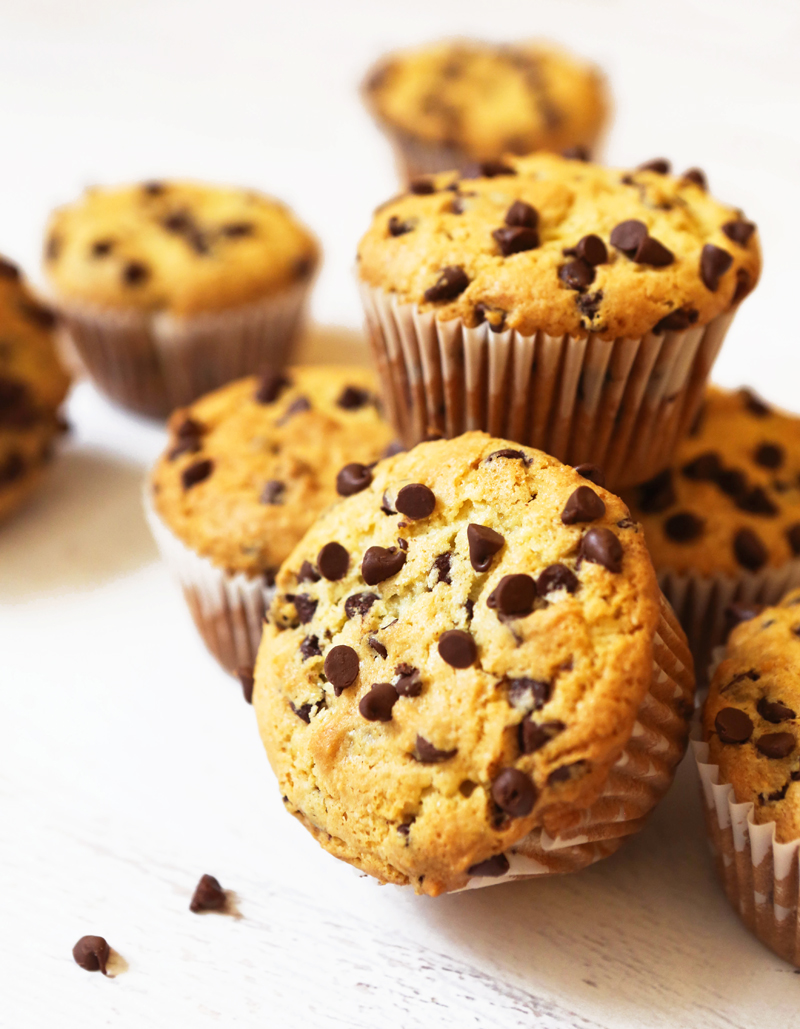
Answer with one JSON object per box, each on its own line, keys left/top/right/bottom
{"left": 659, "top": 562, "right": 800, "bottom": 689}
{"left": 359, "top": 283, "right": 736, "bottom": 490}
{"left": 144, "top": 491, "right": 272, "bottom": 676}
{"left": 693, "top": 739, "right": 800, "bottom": 965}
{"left": 57, "top": 282, "right": 310, "bottom": 419}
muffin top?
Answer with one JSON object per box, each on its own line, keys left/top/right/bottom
{"left": 622, "top": 387, "right": 800, "bottom": 579}
{"left": 44, "top": 181, "right": 319, "bottom": 317}
{"left": 357, "top": 152, "right": 760, "bottom": 341}
{"left": 253, "top": 431, "right": 665, "bottom": 895}
{"left": 362, "top": 39, "right": 607, "bottom": 162}
{"left": 0, "top": 257, "right": 70, "bottom": 518}
{"left": 704, "top": 590, "right": 800, "bottom": 842}
{"left": 150, "top": 367, "right": 395, "bottom": 578}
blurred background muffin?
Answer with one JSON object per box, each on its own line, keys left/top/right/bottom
{"left": 44, "top": 181, "right": 319, "bottom": 419}
{"left": 362, "top": 38, "right": 609, "bottom": 181}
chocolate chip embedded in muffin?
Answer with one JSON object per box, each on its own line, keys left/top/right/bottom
{"left": 423, "top": 266, "right": 469, "bottom": 303}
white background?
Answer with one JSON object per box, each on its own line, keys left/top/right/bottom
{"left": 2, "top": 1, "right": 800, "bottom": 1026}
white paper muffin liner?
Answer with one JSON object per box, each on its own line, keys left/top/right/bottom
{"left": 57, "top": 281, "right": 310, "bottom": 419}
{"left": 359, "top": 282, "right": 736, "bottom": 490}
{"left": 694, "top": 738, "right": 800, "bottom": 965}
{"left": 144, "top": 490, "right": 273, "bottom": 676}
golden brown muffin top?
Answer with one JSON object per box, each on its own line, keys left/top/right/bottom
{"left": 357, "top": 152, "right": 760, "bottom": 341}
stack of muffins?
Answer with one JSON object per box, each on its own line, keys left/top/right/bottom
{"left": 7, "top": 34, "right": 796, "bottom": 965}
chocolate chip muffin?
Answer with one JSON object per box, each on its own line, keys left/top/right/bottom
{"left": 44, "top": 180, "right": 319, "bottom": 417}
{"left": 623, "top": 386, "right": 800, "bottom": 681}
{"left": 362, "top": 39, "right": 608, "bottom": 181}
{"left": 358, "top": 152, "right": 760, "bottom": 488}
{"left": 697, "top": 590, "right": 800, "bottom": 965}
{"left": 0, "top": 257, "right": 69, "bottom": 522}
{"left": 146, "top": 366, "right": 395, "bottom": 674}
{"left": 253, "top": 431, "right": 694, "bottom": 895}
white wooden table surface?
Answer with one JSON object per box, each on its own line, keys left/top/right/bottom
{"left": 3, "top": 1, "right": 800, "bottom": 1026}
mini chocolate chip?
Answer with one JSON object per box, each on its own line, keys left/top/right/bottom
{"left": 562, "top": 145, "right": 590, "bottom": 161}
{"left": 575, "top": 234, "right": 608, "bottom": 266}
{"left": 722, "top": 220, "right": 756, "bottom": 246}
{"left": 701, "top": 244, "right": 733, "bottom": 291}
{"left": 715, "top": 706, "right": 754, "bottom": 743}
{"left": 388, "top": 216, "right": 414, "bottom": 236}
{"left": 610, "top": 219, "right": 648, "bottom": 256}
{"left": 467, "top": 854, "right": 510, "bottom": 877}
{"left": 190, "top": 874, "right": 226, "bottom": 912}
{"left": 561, "top": 486, "right": 605, "bottom": 524}
{"left": 344, "top": 591, "right": 378, "bottom": 618}
{"left": 255, "top": 371, "right": 290, "bottom": 404}
{"left": 292, "top": 594, "right": 317, "bottom": 624}
{"left": 574, "top": 463, "right": 605, "bottom": 487}
{"left": 637, "top": 158, "right": 671, "bottom": 174}
{"left": 634, "top": 235, "right": 674, "bottom": 267}
{"left": 181, "top": 458, "right": 213, "bottom": 490}
{"left": 221, "top": 221, "right": 254, "bottom": 238}
{"left": 237, "top": 666, "right": 254, "bottom": 704}
{"left": 682, "top": 168, "right": 707, "bottom": 189}
{"left": 72, "top": 936, "right": 110, "bottom": 974}
{"left": 559, "top": 258, "right": 595, "bottom": 290}
{"left": 317, "top": 542, "right": 349, "bottom": 581}
{"left": 756, "top": 733, "right": 796, "bottom": 759}
{"left": 537, "top": 564, "right": 578, "bottom": 596}
{"left": 754, "top": 443, "right": 784, "bottom": 469}
{"left": 431, "top": 552, "right": 452, "bottom": 585}
{"left": 723, "top": 603, "right": 763, "bottom": 639}
{"left": 654, "top": 307, "right": 699, "bottom": 333}
{"left": 395, "top": 663, "right": 422, "bottom": 697}
{"left": 480, "top": 160, "right": 516, "bottom": 177}
{"left": 337, "top": 385, "right": 371, "bottom": 410}
{"left": 438, "top": 629, "right": 476, "bottom": 668}
{"left": 579, "top": 527, "right": 623, "bottom": 573}
{"left": 485, "top": 448, "right": 530, "bottom": 464}
{"left": 491, "top": 768, "right": 537, "bottom": 817}
{"left": 787, "top": 524, "right": 800, "bottom": 555}
{"left": 757, "top": 697, "right": 796, "bottom": 723}
{"left": 638, "top": 470, "right": 676, "bottom": 513}
{"left": 506, "top": 677, "right": 550, "bottom": 711}
{"left": 336, "top": 462, "right": 373, "bottom": 497}
{"left": 494, "top": 225, "right": 540, "bottom": 256}
{"left": 424, "top": 266, "right": 469, "bottom": 302}
{"left": 298, "top": 561, "right": 321, "bottom": 584}
{"left": 260, "top": 479, "right": 285, "bottom": 505}
{"left": 362, "top": 546, "right": 406, "bottom": 585}
{"left": 736, "top": 486, "right": 778, "bottom": 516}
{"left": 300, "top": 635, "right": 321, "bottom": 660}
{"left": 324, "top": 645, "right": 359, "bottom": 695}
{"left": 741, "top": 388, "right": 771, "bottom": 417}
{"left": 359, "top": 682, "right": 398, "bottom": 721}
{"left": 396, "top": 483, "right": 435, "bottom": 519}
{"left": 487, "top": 574, "right": 536, "bottom": 617}
{"left": 277, "top": 396, "right": 311, "bottom": 425}
{"left": 467, "top": 523, "right": 504, "bottom": 572}
{"left": 409, "top": 177, "right": 435, "bottom": 195}
{"left": 520, "top": 718, "right": 566, "bottom": 754}
{"left": 505, "top": 200, "right": 538, "bottom": 228}
{"left": 682, "top": 451, "right": 722, "bottom": 480}
{"left": 733, "top": 528, "right": 768, "bottom": 571}
{"left": 414, "top": 735, "right": 457, "bottom": 763}
{"left": 123, "top": 260, "right": 149, "bottom": 285}
{"left": 547, "top": 761, "right": 589, "bottom": 785}
{"left": 91, "top": 239, "right": 114, "bottom": 257}
{"left": 397, "top": 821, "right": 413, "bottom": 837}
{"left": 368, "top": 636, "right": 387, "bottom": 659}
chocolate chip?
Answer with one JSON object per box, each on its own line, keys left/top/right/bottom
{"left": 756, "top": 733, "right": 795, "bottom": 759}
{"left": 701, "top": 244, "right": 733, "bottom": 291}
{"left": 480, "top": 160, "right": 516, "bottom": 177}
{"left": 431, "top": 552, "right": 452, "bottom": 585}
{"left": 716, "top": 703, "right": 753, "bottom": 744}
{"left": 682, "top": 451, "right": 722, "bottom": 480}
{"left": 723, "top": 604, "right": 763, "bottom": 639}
{"left": 424, "top": 265, "right": 469, "bottom": 303}
{"left": 255, "top": 371, "right": 290, "bottom": 404}
{"left": 344, "top": 592, "right": 378, "bottom": 619}
{"left": 506, "top": 677, "right": 550, "bottom": 711}
{"left": 300, "top": 635, "right": 322, "bottom": 660}
{"left": 0, "top": 452, "right": 24, "bottom": 484}
{"left": 547, "top": 761, "right": 589, "bottom": 785}
{"left": 123, "top": 260, "right": 149, "bottom": 285}
{"left": 221, "top": 221, "right": 254, "bottom": 238}
{"left": 682, "top": 168, "right": 707, "bottom": 189}
{"left": 467, "top": 523, "right": 504, "bottom": 572}
{"left": 755, "top": 443, "right": 784, "bottom": 469}
{"left": 574, "top": 235, "right": 608, "bottom": 266}
{"left": 143, "top": 181, "right": 166, "bottom": 195}
{"left": 504, "top": 200, "right": 538, "bottom": 228}
{"left": 637, "top": 158, "right": 671, "bottom": 174}
{"left": 317, "top": 542, "right": 349, "bottom": 581}
{"left": 654, "top": 307, "right": 699, "bottom": 333}
{"left": 537, "top": 564, "right": 578, "bottom": 596}
{"left": 409, "top": 177, "right": 435, "bottom": 195}
{"left": 733, "top": 528, "right": 768, "bottom": 571}
{"left": 574, "top": 463, "right": 605, "bottom": 487}
{"left": 634, "top": 235, "right": 674, "bottom": 267}
{"left": 736, "top": 486, "right": 778, "bottom": 516}
{"left": 368, "top": 636, "right": 387, "bottom": 659}
{"left": 579, "top": 528, "right": 623, "bottom": 573}
{"left": 610, "top": 220, "right": 648, "bottom": 256}
{"left": 337, "top": 385, "right": 371, "bottom": 410}
{"left": 662, "top": 511, "right": 704, "bottom": 543}
{"left": 757, "top": 697, "right": 796, "bottom": 723}
{"left": 559, "top": 258, "right": 595, "bottom": 290}
{"left": 467, "top": 854, "right": 510, "bottom": 877}
{"left": 359, "top": 682, "right": 398, "bottom": 721}
{"left": 291, "top": 698, "right": 318, "bottom": 722}
{"left": 733, "top": 268, "right": 752, "bottom": 302}
{"left": 493, "top": 225, "right": 540, "bottom": 256}
{"left": 395, "top": 483, "right": 435, "bottom": 519}
{"left": 397, "top": 821, "right": 413, "bottom": 837}
{"left": 485, "top": 448, "right": 530, "bottom": 464}
{"left": 561, "top": 486, "right": 605, "bottom": 524}
{"left": 0, "top": 257, "right": 19, "bottom": 280}
{"left": 336, "top": 462, "right": 372, "bottom": 497}
{"left": 487, "top": 574, "right": 536, "bottom": 617}
{"left": 414, "top": 735, "right": 457, "bottom": 763}
{"left": 741, "top": 389, "right": 770, "bottom": 417}
{"left": 292, "top": 594, "right": 317, "bottom": 624}
{"left": 491, "top": 768, "right": 537, "bottom": 817}
{"left": 277, "top": 396, "right": 311, "bottom": 424}
{"left": 637, "top": 469, "right": 677, "bottom": 512}
{"left": 260, "top": 479, "right": 285, "bottom": 504}
{"left": 324, "top": 645, "right": 359, "bottom": 695}
{"left": 717, "top": 467, "right": 747, "bottom": 499}
{"left": 438, "top": 629, "right": 477, "bottom": 668}
{"left": 190, "top": 874, "right": 226, "bottom": 913}
{"left": 91, "top": 239, "right": 114, "bottom": 257}
{"left": 237, "top": 666, "right": 254, "bottom": 704}
{"left": 298, "top": 561, "right": 321, "bottom": 584}
{"left": 787, "top": 524, "right": 800, "bottom": 555}
{"left": 722, "top": 220, "right": 756, "bottom": 246}
{"left": 388, "top": 216, "right": 414, "bottom": 236}
{"left": 72, "top": 936, "right": 110, "bottom": 974}
{"left": 362, "top": 546, "right": 406, "bottom": 585}
{"left": 562, "top": 145, "right": 589, "bottom": 161}
{"left": 394, "top": 663, "right": 422, "bottom": 696}
{"left": 181, "top": 458, "right": 213, "bottom": 490}
{"left": 722, "top": 669, "right": 761, "bottom": 692}
{"left": 520, "top": 718, "right": 566, "bottom": 754}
